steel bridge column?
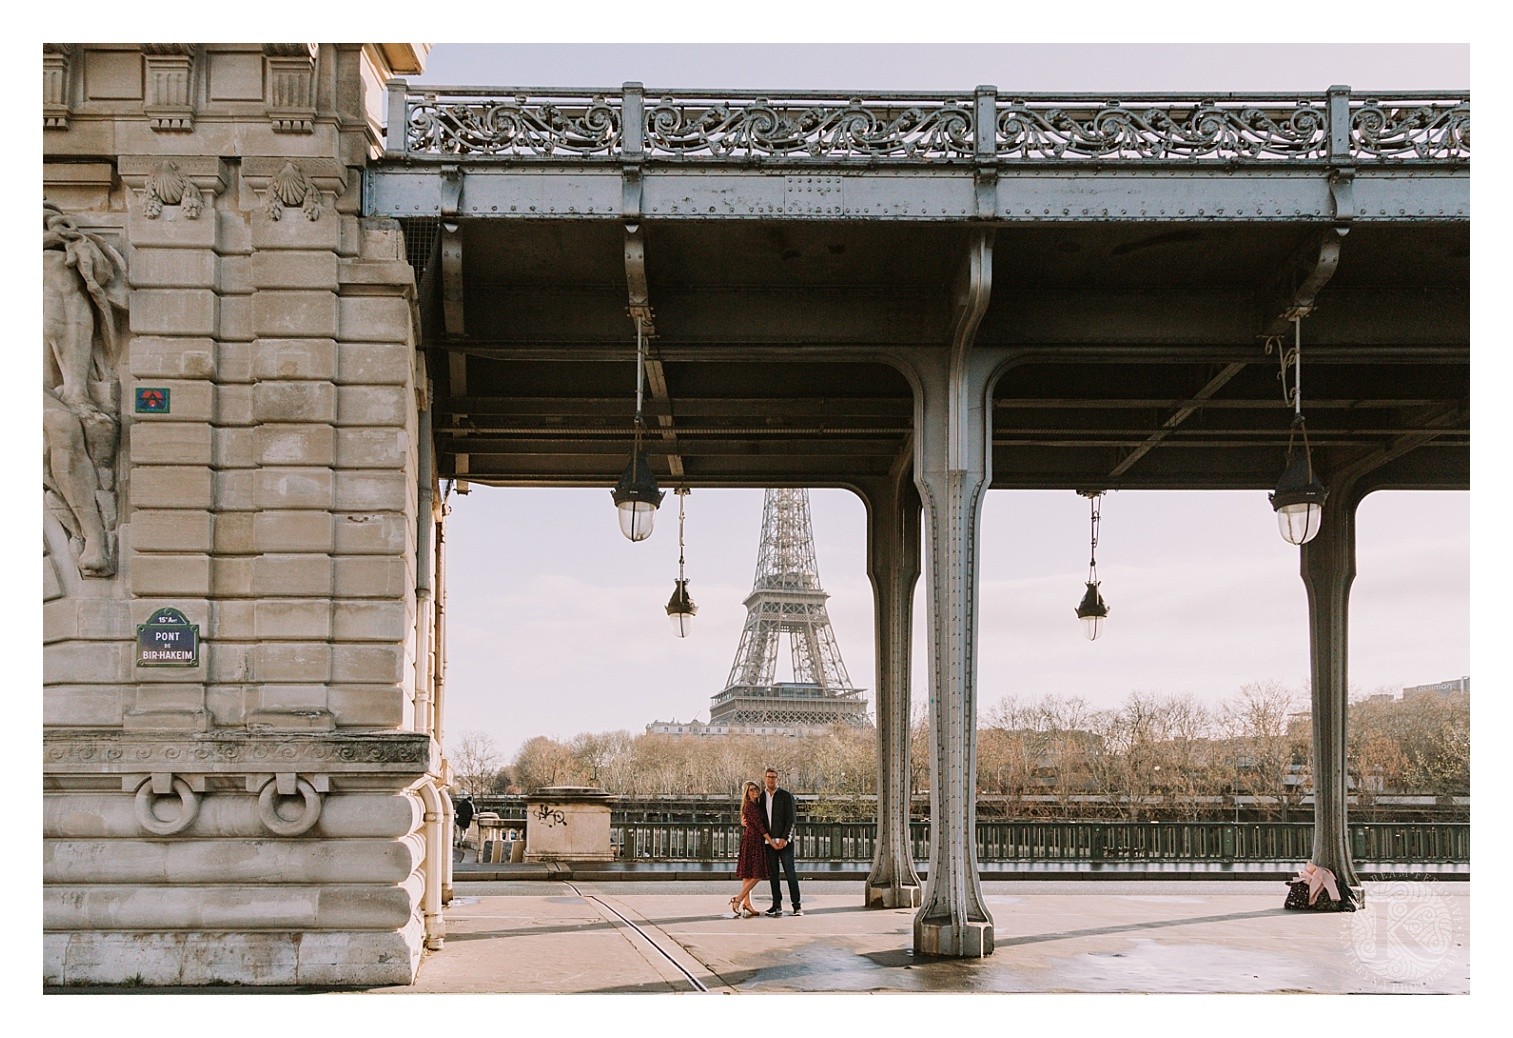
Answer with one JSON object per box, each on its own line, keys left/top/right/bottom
{"left": 862, "top": 468, "right": 924, "bottom": 909}
{"left": 1300, "top": 477, "right": 1366, "bottom": 900}
{"left": 912, "top": 351, "right": 995, "bottom": 955}
{"left": 908, "top": 230, "right": 996, "bottom": 956}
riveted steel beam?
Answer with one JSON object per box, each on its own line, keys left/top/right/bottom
{"left": 618, "top": 89, "right": 688, "bottom": 481}
{"left": 1106, "top": 362, "right": 1247, "bottom": 479}
{"left": 436, "top": 396, "right": 913, "bottom": 418}
{"left": 1326, "top": 404, "right": 1469, "bottom": 485}
{"left": 367, "top": 164, "right": 1469, "bottom": 223}
{"left": 621, "top": 227, "right": 686, "bottom": 480}
{"left": 435, "top": 168, "right": 470, "bottom": 486}
{"left": 440, "top": 231, "right": 465, "bottom": 336}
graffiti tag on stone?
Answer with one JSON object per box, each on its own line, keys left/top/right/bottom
{"left": 533, "top": 804, "right": 567, "bottom": 827}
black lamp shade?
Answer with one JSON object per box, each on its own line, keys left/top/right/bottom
{"left": 611, "top": 451, "right": 665, "bottom": 541}
{"left": 1075, "top": 581, "right": 1108, "bottom": 641}
{"left": 1269, "top": 450, "right": 1328, "bottom": 545}
{"left": 666, "top": 578, "right": 697, "bottom": 637}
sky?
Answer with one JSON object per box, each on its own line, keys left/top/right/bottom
{"left": 411, "top": 42, "right": 1475, "bottom": 759}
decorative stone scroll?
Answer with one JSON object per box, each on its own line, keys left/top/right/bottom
{"left": 46, "top": 730, "right": 433, "bottom": 773}
{"left": 42, "top": 201, "right": 127, "bottom": 581}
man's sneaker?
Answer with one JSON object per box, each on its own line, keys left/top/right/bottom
{"left": 763, "top": 907, "right": 782, "bottom": 917}
{"left": 791, "top": 907, "right": 804, "bottom": 916}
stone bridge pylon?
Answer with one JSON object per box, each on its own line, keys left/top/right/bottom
{"left": 43, "top": 43, "right": 449, "bottom": 986}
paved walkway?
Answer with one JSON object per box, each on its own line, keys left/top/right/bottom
{"left": 357, "top": 878, "right": 1468, "bottom": 996}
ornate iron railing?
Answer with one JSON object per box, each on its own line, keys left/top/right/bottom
{"left": 610, "top": 819, "right": 1469, "bottom": 864}
{"left": 390, "top": 83, "right": 1468, "bottom": 164}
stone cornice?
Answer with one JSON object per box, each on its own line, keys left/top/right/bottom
{"left": 44, "top": 729, "right": 432, "bottom": 775}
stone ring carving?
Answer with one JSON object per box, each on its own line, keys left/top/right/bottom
{"left": 133, "top": 776, "right": 200, "bottom": 836}
{"left": 257, "top": 777, "right": 323, "bottom": 836}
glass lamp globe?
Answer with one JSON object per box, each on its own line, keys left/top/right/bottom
{"left": 1269, "top": 450, "right": 1328, "bottom": 546}
{"left": 611, "top": 451, "right": 665, "bottom": 542}
{"left": 618, "top": 500, "right": 659, "bottom": 542}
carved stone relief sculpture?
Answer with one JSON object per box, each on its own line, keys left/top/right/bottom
{"left": 142, "top": 162, "right": 204, "bottom": 218}
{"left": 264, "top": 160, "right": 323, "bottom": 220}
{"left": 43, "top": 200, "right": 128, "bottom": 580}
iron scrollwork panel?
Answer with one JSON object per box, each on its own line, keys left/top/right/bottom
{"left": 995, "top": 99, "right": 1329, "bottom": 160}
{"left": 643, "top": 94, "right": 975, "bottom": 159}
{"left": 1351, "top": 99, "right": 1469, "bottom": 160}
{"left": 397, "top": 88, "right": 1469, "bottom": 165}
{"left": 406, "top": 92, "right": 623, "bottom": 156}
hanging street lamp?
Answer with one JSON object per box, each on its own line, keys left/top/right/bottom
{"left": 1271, "top": 426, "right": 1328, "bottom": 545}
{"left": 612, "top": 320, "right": 664, "bottom": 541}
{"left": 1268, "top": 317, "right": 1327, "bottom": 545}
{"left": 666, "top": 488, "right": 698, "bottom": 637}
{"left": 1074, "top": 490, "right": 1110, "bottom": 641}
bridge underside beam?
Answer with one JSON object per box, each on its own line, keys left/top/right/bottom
{"left": 405, "top": 213, "right": 1465, "bottom": 495}
{"left": 369, "top": 165, "right": 1468, "bottom": 224}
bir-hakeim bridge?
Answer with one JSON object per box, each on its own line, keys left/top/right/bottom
{"left": 41, "top": 43, "right": 1468, "bottom": 984}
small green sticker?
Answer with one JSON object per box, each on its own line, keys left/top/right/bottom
{"left": 135, "top": 387, "right": 170, "bottom": 414}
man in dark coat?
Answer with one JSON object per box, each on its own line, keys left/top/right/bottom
{"left": 761, "top": 767, "right": 802, "bottom": 916}
{"left": 454, "top": 793, "right": 475, "bottom": 844}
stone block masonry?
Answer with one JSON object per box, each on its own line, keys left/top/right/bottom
{"left": 44, "top": 43, "right": 443, "bottom": 988}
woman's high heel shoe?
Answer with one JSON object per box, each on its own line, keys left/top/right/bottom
{"left": 729, "top": 897, "right": 741, "bottom": 918}
{"left": 740, "top": 903, "right": 757, "bottom": 918}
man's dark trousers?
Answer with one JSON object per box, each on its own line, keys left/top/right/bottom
{"left": 767, "top": 841, "right": 801, "bottom": 911}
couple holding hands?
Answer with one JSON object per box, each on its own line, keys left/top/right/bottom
{"left": 729, "top": 767, "right": 803, "bottom": 918}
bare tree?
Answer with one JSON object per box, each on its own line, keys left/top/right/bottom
{"left": 1220, "top": 681, "right": 1306, "bottom": 819}
{"left": 512, "top": 735, "right": 580, "bottom": 791}
{"left": 1349, "top": 689, "right": 1469, "bottom": 798}
{"left": 568, "top": 730, "right": 635, "bottom": 787}
{"left": 451, "top": 730, "right": 503, "bottom": 797}
{"left": 908, "top": 702, "right": 931, "bottom": 800}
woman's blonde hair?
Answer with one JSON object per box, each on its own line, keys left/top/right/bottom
{"left": 742, "top": 780, "right": 760, "bottom": 797}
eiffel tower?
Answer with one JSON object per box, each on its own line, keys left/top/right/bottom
{"left": 709, "top": 488, "right": 868, "bottom": 729}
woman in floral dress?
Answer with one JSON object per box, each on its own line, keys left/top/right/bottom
{"left": 729, "top": 780, "right": 770, "bottom": 917}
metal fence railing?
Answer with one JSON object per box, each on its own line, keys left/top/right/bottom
{"left": 608, "top": 820, "right": 1468, "bottom": 865}
{"left": 390, "top": 83, "right": 1469, "bottom": 165}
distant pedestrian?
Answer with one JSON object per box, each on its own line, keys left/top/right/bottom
{"left": 454, "top": 793, "right": 475, "bottom": 844}
{"left": 761, "top": 767, "right": 802, "bottom": 916}
{"left": 727, "top": 780, "right": 768, "bottom": 918}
